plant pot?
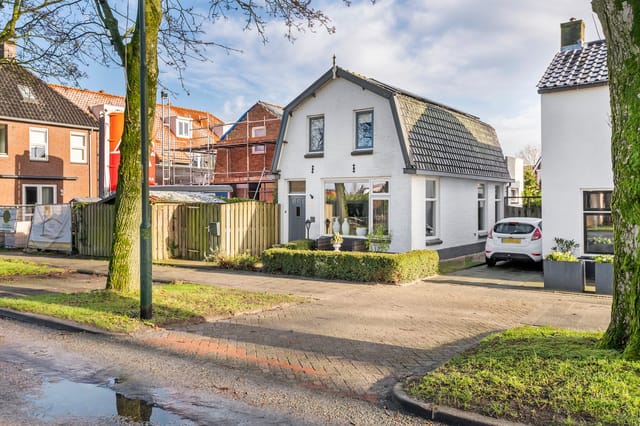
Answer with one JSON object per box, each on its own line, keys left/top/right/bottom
{"left": 332, "top": 243, "right": 341, "bottom": 251}
{"left": 544, "top": 260, "right": 584, "bottom": 292}
{"left": 595, "top": 262, "right": 613, "bottom": 295}
{"left": 356, "top": 227, "right": 367, "bottom": 237}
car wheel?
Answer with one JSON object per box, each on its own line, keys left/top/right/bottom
{"left": 486, "top": 257, "right": 496, "bottom": 267}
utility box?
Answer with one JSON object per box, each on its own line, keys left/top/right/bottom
{"left": 208, "top": 222, "right": 220, "bottom": 236}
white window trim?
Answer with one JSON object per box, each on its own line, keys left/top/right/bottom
{"left": 29, "top": 127, "right": 48, "bottom": 161}
{"left": 22, "top": 184, "right": 57, "bottom": 217}
{"left": 425, "top": 179, "right": 439, "bottom": 239}
{"left": 477, "top": 183, "right": 487, "bottom": 235}
{"left": 323, "top": 177, "right": 390, "bottom": 237}
{"left": 176, "top": 118, "right": 192, "bottom": 138}
{"left": 70, "top": 132, "right": 87, "bottom": 163}
{"left": 0, "top": 123, "right": 7, "bottom": 156}
{"left": 252, "top": 144, "right": 266, "bottom": 154}
{"left": 251, "top": 126, "right": 266, "bottom": 138}
{"left": 582, "top": 188, "right": 614, "bottom": 255}
{"left": 494, "top": 184, "right": 503, "bottom": 222}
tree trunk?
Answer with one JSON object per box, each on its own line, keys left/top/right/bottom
{"left": 106, "top": 0, "right": 161, "bottom": 292}
{"left": 592, "top": 0, "right": 640, "bottom": 359}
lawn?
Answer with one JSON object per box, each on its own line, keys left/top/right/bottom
{"left": 0, "top": 282, "right": 302, "bottom": 333}
{"left": 406, "top": 326, "right": 640, "bottom": 425}
{"left": 0, "top": 257, "right": 64, "bottom": 276}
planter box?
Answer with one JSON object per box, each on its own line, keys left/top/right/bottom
{"left": 595, "top": 262, "right": 613, "bottom": 295}
{"left": 544, "top": 260, "right": 585, "bottom": 292}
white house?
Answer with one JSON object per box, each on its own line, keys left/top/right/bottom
{"left": 505, "top": 156, "right": 524, "bottom": 207}
{"left": 537, "top": 18, "right": 613, "bottom": 256}
{"left": 272, "top": 66, "right": 512, "bottom": 258}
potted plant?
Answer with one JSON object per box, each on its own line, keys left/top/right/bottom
{"left": 543, "top": 238, "right": 584, "bottom": 292}
{"left": 330, "top": 232, "right": 343, "bottom": 251}
{"left": 594, "top": 254, "right": 613, "bottom": 295}
{"left": 366, "top": 225, "right": 391, "bottom": 252}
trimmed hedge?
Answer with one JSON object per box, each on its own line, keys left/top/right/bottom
{"left": 261, "top": 248, "right": 439, "bottom": 284}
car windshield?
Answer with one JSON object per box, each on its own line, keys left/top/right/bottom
{"left": 494, "top": 222, "right": 535, "bottom": 235}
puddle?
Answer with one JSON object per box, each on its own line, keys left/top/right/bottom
{"left": 29, "top": 378, "right": 194, "bottom": 424}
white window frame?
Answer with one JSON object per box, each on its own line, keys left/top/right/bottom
{"left": 176, "top": 118, "right": 192, "bottom": 138}
{"left": 18, "top": 84, "right": 37, "bottom": 102}
{"left": 425, "top": 179, "right": 438, "bottom": 239}
{"left": 29, "top": 127, "right": 48, "bottom": 161}
{"left": 0, "top": 123, "right": 7, "bottom": 156}
{"left": 22, "top": 184, "right": 57, "bottom": 217}
{"left": 477, "top": 183, "right": 487, "bottom": 234}
{"left": 252, "top": 144, "right": 266, "bottom": 154}
{"left": 70, "top": 132, "right": 87, "bottom": 163}
{"left": 323, "top": 178, "right": 390, "bottom": 237}
{"left": 494, "top": 184, "right": 503, "bottom": 222}
{"left": 251, "top": 126, "right": 266, "bottom": 138}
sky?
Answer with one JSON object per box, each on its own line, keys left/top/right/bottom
{"left": 73, "top": 0, "right": 603, "bottom": 158}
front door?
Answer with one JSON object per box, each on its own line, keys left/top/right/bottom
{"left": 288, "top": 195, "right": 306, "bottom": 241}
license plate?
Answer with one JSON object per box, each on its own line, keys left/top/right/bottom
{"left": 502, "top": 238, "right": 520, "bottom": 244}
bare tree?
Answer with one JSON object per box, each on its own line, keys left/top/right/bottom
{"left": 1, "top": 1, "right": 352, "bottom": 292}
{"left": 516, "top": 144, "right": 540, "bottom": 166}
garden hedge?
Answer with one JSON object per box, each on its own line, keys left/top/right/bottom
{"left": 261, "top": 248, "right": 439, "bottom": 284}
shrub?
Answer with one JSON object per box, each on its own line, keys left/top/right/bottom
{"left": 261, "top": 248, "right": 439, "bottom": 284}
{"left": 215, "top": 251, "right": 260, "bottom": 270}
{"left": 545, "top": 251, "right": 579, "bottom": 262}
{"left": 283, "top": 239, "right": 315, "bottom": 250}
{"left": 594, "top": 254, "right": 614, "bottom": 263}
{"left": 551, "top": 237, "right": 579, "bottom": 254}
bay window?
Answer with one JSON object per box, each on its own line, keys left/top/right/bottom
{"left": 324, "top": 179, "right": 389, "bottom": 236}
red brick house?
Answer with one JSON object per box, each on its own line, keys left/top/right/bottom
{"left": 214, "top": 101, "right": 282, "bottom": 202}
{"left": 52, "top": 86, "right": 224, "bottom": 195}
{"left": 0, "top": 57, "right": 99, "bottom": 206}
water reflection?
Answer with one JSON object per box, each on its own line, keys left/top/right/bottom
{"left": 29, "top": 378, "right": 192, "bottom": 424}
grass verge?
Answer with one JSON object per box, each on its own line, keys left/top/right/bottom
{"left": 406, "top": 326, "right": 640, "bottom": 425}
{"left": 0, "top": 282, "right": 302, "bottom": 333}
{"left": 0, "top": 258, "right": 64, "bottom": 276}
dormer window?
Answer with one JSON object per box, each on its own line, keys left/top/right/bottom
{"left": 176, "top": 118, "right": 191, "bottom": 138}
{"left": 18, "top": 84, "right": 37, "bottom": 102}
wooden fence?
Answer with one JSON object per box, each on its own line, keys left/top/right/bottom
{"left": 75, "top": 201, "right": 280, "bottom": 260}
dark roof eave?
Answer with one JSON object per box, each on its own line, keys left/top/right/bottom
{"left": 0, "top": 115, "right": 99, "bottom": 130}
{"left": 537, "top": 80, "right": 609, "bottom": 94}
{"left": 407, "top": 168, "right": 513, "bottom": 182}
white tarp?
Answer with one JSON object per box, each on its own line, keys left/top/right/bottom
{"left": 0, "top": 207, "right": 18, "bottom": 232}
{"left": 27, "top": 204, "right": 72, "bottom": 252}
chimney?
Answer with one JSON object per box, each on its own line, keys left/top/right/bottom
{"left": 0, "top": 40, "right": 16, "bottom": 60}
{"left": 560, "top": 18, "right": 585, "bottom": 51}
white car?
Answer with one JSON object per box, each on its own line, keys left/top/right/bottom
{"left": 485, "top": 217, "right": 543, "bottom": 267}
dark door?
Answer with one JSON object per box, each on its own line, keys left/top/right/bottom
{"left": 288, "top": 195, "right": 306, "bottom": 241}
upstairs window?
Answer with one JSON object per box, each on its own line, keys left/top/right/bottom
{"left": 355, "top": 110, "right": 373, "bottom": 149}
{"left": 0, "top": 124, "right": 7, "bottom": 155}
{"left": 176, "top": 118, "right": 192, "bottom": 138}
{"left": 29, "top": 128, "right": 48, "bottom": 161}
{"left": 309, "top": 116, "right": 324, "bottom": 152}
{"left": 252, "top": 126, "right": 266, "bottom": 138}
{"left": 252, "top": 144, "right": 266, "bottom": 154}
{"left": 70, "top": 132, "right": 87, "bottom": 163}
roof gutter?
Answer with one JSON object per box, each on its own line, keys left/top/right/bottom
{"left": 0, "top": 115, "right": 99, "bottom": 130}
{"left": 405, "top": 168, "right": 514, "bottom": 183}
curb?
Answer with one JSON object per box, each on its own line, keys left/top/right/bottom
{"left": 0, "top": 308, "right": 110, "bottom": 335}
{"left": 391, "top": 382, "right": 526, "bottom": 426}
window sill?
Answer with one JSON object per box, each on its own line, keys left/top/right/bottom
{"left": 351, "top": 149, "right": 373, "bottom": 156}
{"left": 30, "top": 158, "right": 48, "bottom": 162}
{"left": 425, "top": 238, "right": 442, "bottom": 246}
{"left": 477, "top": 231, "right": 488, "bottom": 240}
{"left": 304, "top": 152, "right": 324, "bottom": 159}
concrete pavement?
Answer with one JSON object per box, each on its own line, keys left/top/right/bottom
{"left": 0, "top": 252, "right": 612, "bottom": 407}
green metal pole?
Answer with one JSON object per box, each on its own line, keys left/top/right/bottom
{"left": 139, "top": 0, "right": 152, "bottom": 319}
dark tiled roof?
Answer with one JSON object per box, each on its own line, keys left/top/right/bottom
{"left": 537, "top": 40, "right": 608, "bottom": 92}
{"left": 396, "top": 95, "right": 510, "bottom": 179}
{"left": 0, "top": 63, "right": 98, "bottom": 128}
